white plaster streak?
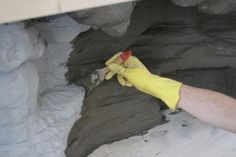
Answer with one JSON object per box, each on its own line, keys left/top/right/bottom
{"left": 91, "top": 73, "right": 99, "bottom": 84}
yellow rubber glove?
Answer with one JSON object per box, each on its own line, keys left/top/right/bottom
{"left": 105, "top": 53, "right": 182, "bottom": 111}
{"left": 105, "top": 52, "right": 133, "bottom": 87}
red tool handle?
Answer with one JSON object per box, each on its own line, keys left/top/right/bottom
{"left": 99, "top": 50, "right": 133, "bottom": 75}
{"left": 120, "top": 50, "right": 132, "bottom": 61}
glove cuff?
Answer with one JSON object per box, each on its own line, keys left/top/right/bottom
{"left": 149, "top": 75, "right": 182, "bottom": 111}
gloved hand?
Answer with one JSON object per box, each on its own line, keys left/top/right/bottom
{"left": 105, "top": 52, "right": 182, "bottom": 111}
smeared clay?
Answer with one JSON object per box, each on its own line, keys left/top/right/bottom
{"left": 66, "top": 0, "right": 236, "bottom": 156}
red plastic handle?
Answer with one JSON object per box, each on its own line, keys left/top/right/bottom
{"left": 120, "top": 50, "right": 132, "bottom": 61}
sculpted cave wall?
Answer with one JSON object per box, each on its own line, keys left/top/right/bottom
{"left": 66, "top": 0, "right": 236, "bottom": 157}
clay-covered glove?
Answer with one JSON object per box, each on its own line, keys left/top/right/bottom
{"left": 105, "top": 52, "right": 182, "bottom": 111}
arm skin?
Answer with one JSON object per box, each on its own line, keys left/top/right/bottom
{"left": 178, "top": 84, "right": 236, "bottom": 133}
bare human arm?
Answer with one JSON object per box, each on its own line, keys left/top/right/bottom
{"left": 178, "top": 84, "right": 236, "bottom": 133}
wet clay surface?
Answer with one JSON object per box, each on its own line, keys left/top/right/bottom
{"left": 66, "top": 0, "right": 236, "bottom": 157}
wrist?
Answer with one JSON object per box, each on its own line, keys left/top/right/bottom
{"left": 149, "top": 75, "right": 182, "bottom": 111}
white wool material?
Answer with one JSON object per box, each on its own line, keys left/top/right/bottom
{"left": 0, "top": 23, "right": 44, "bottom": 73}
{"left": 0, "top": 15, "right": 90, "bottom": 157}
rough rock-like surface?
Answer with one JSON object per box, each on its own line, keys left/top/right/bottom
{"left": 198, "top": 0, "right": 236, "bottom": 14}
{"left": 70, "top": 0, "right": 236, "bottom": 36}
{"left": 170, "top": 68, "right": 236, "bottom": 98}
{"left": 171, "top": 0, "right": 205, "bottom": 7}
{"left": 172, "top": 0, "right": 236, "bottom": 14}
{"left": 66, "top": 81, "right": 163, "bottom": 157}
{"left": 66, "top": 0, "right": 236, "bottom": 157}
{"left": 70, "top": 0, "right": 236, "bottom": 37}
{"left": 70, "top": 2, "right": 136, "bottom": 37}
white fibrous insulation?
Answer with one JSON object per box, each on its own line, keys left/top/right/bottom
{"left": 0, "top": 15, "right": 90, "bottom": 157}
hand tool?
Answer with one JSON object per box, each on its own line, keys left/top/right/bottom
{"left": 79, "top": 50, "right": 132, "bottom": 93}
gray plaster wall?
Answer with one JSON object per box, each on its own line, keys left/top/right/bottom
{"left": 70, "top": 2, "right": 136, "bottom": 37}
{"left": 66, "top": 0, "right": 236, "bottom": 157}
{"left": 70, "top": 0, "right": 236, "bottom": 37}
{"left": 172, "top": 0, "right": 236, "bottom": 14}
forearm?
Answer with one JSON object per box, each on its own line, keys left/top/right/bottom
{"left": 177, "top": 84, "right": 236, "bottom": 133}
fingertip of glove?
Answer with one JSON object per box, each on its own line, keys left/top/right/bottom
{"left": 118, "top": 79, "right": 126, "bottom": 86}
{"left": 105, "top": 52, "right": 122, "bottom": 65}
{"left": 125, "top": 83, "right": 133, "bottom": 87}
{"left": 105, "top": 71, "right": 115, "bottom": 80}
{"left": 105, "top": 75, "right": 111, "bottom": 80}
{"left": 105, "top": 60, "right": 110, "bottom": 66}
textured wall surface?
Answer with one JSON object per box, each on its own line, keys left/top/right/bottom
{"left": 171, "top": 0, "right": 236, "bottom": 14}
{"left": 66, "top": 0, "right": 236, "bottom": 157}
{"left": 70, "top": 2, "right": 136, "bottom": 37}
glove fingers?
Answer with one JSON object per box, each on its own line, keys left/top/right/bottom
{"left": 124, "top": 56, "right": 148, "bottom": 71}
{"left": 125, "top": 80, "right": 133, "bottom": 87}
{"left": 117, "top": 75, "right": 126, "bottom": 86}
{"left": 105, "top": 71, "right": 115, "bottom": 80}
{"left": 105, "top": 52, "right": 122, "bottom": 66}
{"left": 107, "top": 63, "right": 126, "bottom": 76}
{"left": 117, "top": 75, "right": 133, "bottom": 87}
